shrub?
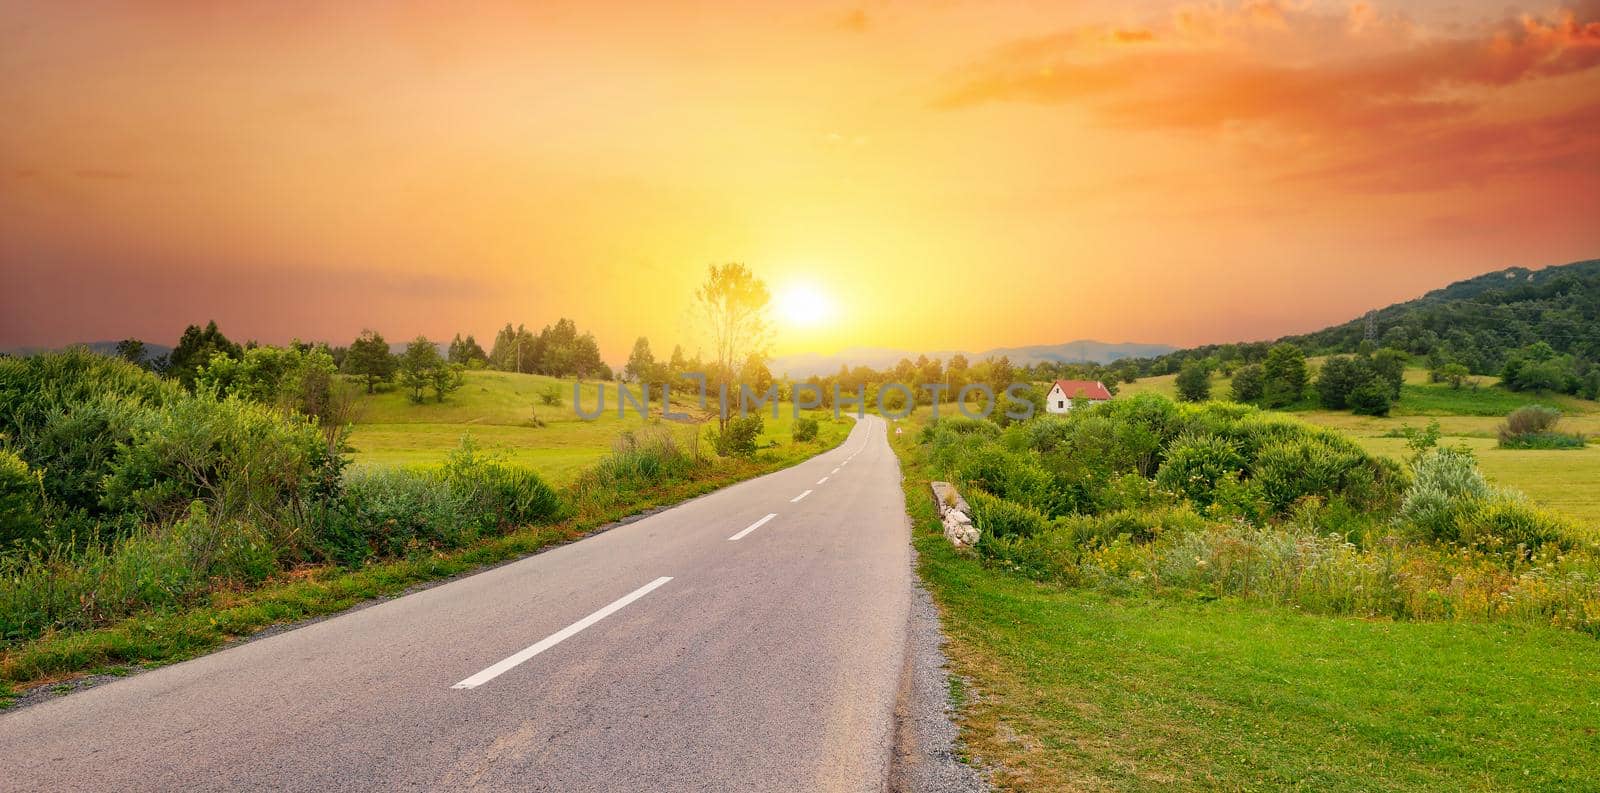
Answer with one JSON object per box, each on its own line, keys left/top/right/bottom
{"left": 1251, "top": 437, "right": 1376, "bottom": 515}
{"left": 919, "top": 415, "right": 998, "bottom": 444}
{"left": 588, "top": 426, "right": 697, "bottom": 487}
{"left": 1496, "top": 405, "right": 1583, "bottom": 448}
{"left": 1457, "top": 497, "right": 1574, "bottom": 557}
{"left": 0, "top": 503, "right": 279, "bottom": 643}
{"left": 341, "top": 468, "right": 474, "bottom": 558}
{"left": 968, "top": 490, "right": 1049, "bottom": 541}
{"left": 713, "top": 415, "right": 764, "bottom": 457}
{"left": 1175, "top": 360, "right": 1211, "bottom": 402}
{"left": 792, "top": 416, "right": 820, "bottom": 443}
{"left": 0, "top": 450, "right": 44, "bottom": 547}
{"left": 1059, "top": 505, "right": 1204, "bottom": 548}
{"left": 1399, "top": 447, "right": 1489, "bottom": 543}
{"left": 1502, "top": 405, "right": 1561, "bottom": 436}
{"left": 101, "top": 395, "right": 329, "bottom": 533}
{"left": 439, "top": 436, "right": 565, "bottom": 530}
{"left": 1155, "top": 434, "right": 1244, "bottom": 508}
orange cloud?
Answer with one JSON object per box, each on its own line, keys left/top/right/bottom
{"left": 938, "top": 2, "right": 1600, "bottom": 193}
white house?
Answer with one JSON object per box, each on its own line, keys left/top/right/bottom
{"left": 1045, "top": 379, "right": 1112, "bottom": 414}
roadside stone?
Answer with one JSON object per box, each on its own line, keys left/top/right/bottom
{"left": 931, "top": 482, "right": 979, "bottom": 548}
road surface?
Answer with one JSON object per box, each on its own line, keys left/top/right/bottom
{"left": 1, "top": 414, "right": 921, "bottom": 792}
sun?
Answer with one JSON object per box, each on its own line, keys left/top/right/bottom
{"left": 774, "top": 282, "right": 835, "bottom": 328}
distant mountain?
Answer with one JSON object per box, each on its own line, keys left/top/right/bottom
{"left": 770, "top": 339, "right": 1175, "bottom": 379}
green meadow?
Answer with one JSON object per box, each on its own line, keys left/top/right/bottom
{"left": 347, "top": 370, "right": 838, "bottom": 485}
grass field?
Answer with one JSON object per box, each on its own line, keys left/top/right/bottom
{"left": 1119, "top": 363, "right": 1597, "bottom": 418}
{"left": 347, "top": 371, "right": 843, "bottom": 485}
{"left": 893, "top": 428, "right": 1600, "bottom": 792}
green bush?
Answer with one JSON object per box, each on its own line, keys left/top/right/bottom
{"left": 101, "top": 395, "right": 329, "bottom": 531}
{"left": 792, "top": 416, "right": 820, "bottom": 442}
{"left": 919, "top": 415, "right": 999, "bottom": 444}
{"left": 1155, "top": 434, "right": 1244, "bottom": 508}
{"left": 1457, "top": 497, "right": 1574, "bottom": 557}
{"left": 1058, "top": 506, "right": 1204, "bottom": 548}
{"left": 0, "top": 450, "right": 44, "bottom": 547}
{"left": 340, "top": 468, "right": 474, "bottom": 558}
{"left": 713, "top": 415, "right": 764, "bottom": 457}
{"left": 440, "top": 436, "right": 565, "bottom": 530}
{"left": 1399, "top": 447, "right": 1490, "bottom": 543}
{"left": 969, "top": 490, "right": 1049, "bottom": 541}
{"left": 593, "top": 427, "right": 696, "bottom": 486}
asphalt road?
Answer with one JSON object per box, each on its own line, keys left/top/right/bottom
{"left": 0, "top": 414, "right": 921, "bottom": 792}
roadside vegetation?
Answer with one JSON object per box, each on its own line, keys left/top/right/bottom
{"left": 919, "top": 394, "right": 1598, "bottom": 633}
{"left": 0, "top": 351, "right": 847, "bottom": 703}
{"left": 894, "top": 396, "right": 1600, "bottom": 789}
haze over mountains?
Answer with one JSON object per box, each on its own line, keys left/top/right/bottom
{"left": 770, "top": 340, "right": 1176, "bottom": 379}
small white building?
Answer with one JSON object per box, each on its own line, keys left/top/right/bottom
{"left": 1045, "top": 379, "right": 1112, "bottom": 414}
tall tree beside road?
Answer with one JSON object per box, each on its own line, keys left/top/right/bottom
{"left": 693, "top": 263, "right": 771, "bottom": 431}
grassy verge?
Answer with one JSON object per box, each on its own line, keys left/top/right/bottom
{"left": 0, "top": 416, "right": 850, "bottom": 705}
{"left": 893, "top": 430, "right": 1600, "bottom": 791}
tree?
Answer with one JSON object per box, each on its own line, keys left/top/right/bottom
{"left": 168, "top": 320, "right": 242, "bottom": 389}
{"left": 1348, "top": 378, "right": 1393, "bottom": 416}
{"left": 114, "top": 339, "right": 148, "bottom": 367}
{"left": 1440, "top": 363, "right": 1470, "bottom": 389}
{"left": 1230, "top": 364, "right": 1265, "bottom": 403}
{"left": 1315, "top": 356, "right": 1363, "bottom": 410}
{"left": 1261, "top": 343, "right": 1308, "bottom": 408}
{"left": 693, "top": 263, "right": 771, "bottom": 431}
{"left": 488, "top": 322, "right": 544, "bottom": 373}
{"left": 1175, "top": 360, "right": 1211, "bottom": 402}
{"left": 1370, "top": 348, "right": 1408, "bottom": 399}
{"left": 398, "top": 336, "right": 442, "bottom": 403}
{"left": 344, "top": 330, "right": 396, "bottom": 393}
{"left": 197, "top": 343, "right": 337, "bottom": 418}
{"left": 1516, "top": 359, "right": 1571, "bottom": 394}
{"left": 739, "top": 353, "right": 773, "bottom": 395}
{"left": 624, "top": 337, "right": 658, "bottom": 383}
{"left": 430, "top": 362, "right": 465, "bottom": 403}
{"left": 447, "top": 334, "right": 488, "bottom": 368}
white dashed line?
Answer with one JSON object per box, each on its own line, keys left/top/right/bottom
{"left": 831, "top": 467, "right": 840, "bottom": 474}
{"left": 451, "top": 576, "right": 673, "bottom": 690}
{"left": 728, "top": 513, "right": 777, "bottom": 542}
{"left": 817, "top": 476, "right": 829, "bottom": 485}
{"left": 791, "top": 490, "right": 813, "bottom": 503}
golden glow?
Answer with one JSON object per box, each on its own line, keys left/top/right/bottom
{"left": 775, "top": 282, "right": 836, "bottom": 329}
{"left": 0, "top": 1, "right": 1596, "bottom": 359}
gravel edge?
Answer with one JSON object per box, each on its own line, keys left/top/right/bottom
{"left": 889, "top": 548, "right": 990, "bottom": 793}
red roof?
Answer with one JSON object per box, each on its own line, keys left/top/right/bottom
{"left": 1052, "top": 379, "right": 1112, "bottom": 401}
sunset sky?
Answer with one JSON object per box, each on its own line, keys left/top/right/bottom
{"left": 2, "top": 0, "right": 1597, "bottom": 361}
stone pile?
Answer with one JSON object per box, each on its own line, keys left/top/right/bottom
{"left": 930, "top": 481, "right": 977, "bottom": 548}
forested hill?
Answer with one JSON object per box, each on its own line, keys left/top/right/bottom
{"left": 1282, "top": 258, "right": 1599, "bottom": 369}
{"left": 1125, "top": 258, "right": 1599, "bottom": 378}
